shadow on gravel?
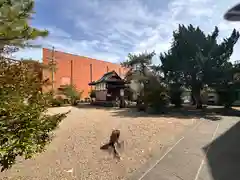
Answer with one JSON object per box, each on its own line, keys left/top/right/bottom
{"left": 203, "top": 121, "right": 240, "bottom": 180}
{"left": 76, "top": 103, "right": 114, "bottom": 111}
{"left": 75, "top": 103, "right": 239, "bottom": 121}
{"left": 110, "top": 106, "right": 240, "bottom": 121}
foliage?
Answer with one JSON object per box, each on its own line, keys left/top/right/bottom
{"left": 122, "top": 51, "right": 156, "bottom": 84}
{"left": 217, "top": 91, "right": 234, "bottom": 108}
{"left": 60, "top": 85, "right": 83, "bottom": 106}
{"left": 121, "top": 52, "right": 155, "bottom": 69}
{"left": 0, "top": 58, "right": 67, "bottom": 171}
{"left": 122, "top": 52, "right": 156, "bottom": 104}
{"left": 0, "top": 0, "right": 68, "bottom": 172}
{"left": 160, "top": 24, "right": 239, "bottom": 108}
{"left": 168, "top": 83, "right": 183, "bottom": 107}
{"left": 50, "top": 96, "right": 65, "bottom": 107}
{"left": 121, "top": 51, "right": 172, "bottom": 111}
{"left": 21, "top": 59, "right": 51, "bottom": 89}
{"left": 144, "top": 86, "right": 169, "bottom": 113}
{"left": 124, "top": 86, "right": 134, "bottom": 101}
{"left": 216, "top": 83, "right": 239, "bottom": 108}
{"left": 89, "top": 89, "right": 96, "bottom": 98}
{"left": 0, "top": 0, "right": 48, "bottom": 53}
{"left": 210, "top": 61, "right": 240, "bottom": 107}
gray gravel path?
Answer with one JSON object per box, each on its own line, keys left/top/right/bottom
{"left": 131, "top": 116, "right": 240, "bottom": 180}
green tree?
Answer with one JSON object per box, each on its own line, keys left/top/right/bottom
{"left": 21, "top": 59, "right": 52, "bottom": 89}
{"left": 121, "top": 52, "right": 155, "bottom": 110}
{"left": 0, "top": 0, "right": 67, "bottom": 171}
{"left": 160, "top": 24, "right": 239, "bottom": 108}
{"left": 158, "top": 51, "right": 184, "bottom": 107}
{"left": 0, "top": 0, "right": 48, "bottom": 52}
{"left": 122, "top": 52, "right": 156, "bottom": 82}
{"left": 122, "top": 52, "right": 170, "bottom": 112}
{"left": 168, "top": 83, "right": 183, "bottom": 107}
{"left": 213, "top": 61, "right": 240, "bottom": 108}
{"left": 144, "top": 86, "right": 169, "bottom": 113}
{"left": 0, "top": 58, "right": 68, "bottom": 171}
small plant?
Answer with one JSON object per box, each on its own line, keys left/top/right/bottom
{"left": 144, "top": 86, "right": 170, "bottom": 113}
{"left": 89, "top": 90, "right": 96, "bottom": 99}
{"left": 169, "top": 84, "right": 183, "bottom": 108}
{"left": 50, "top": 96, "right": 64, "bottom": 107}
{"left": 217, "top": 86, "right": 236, "bottom": 108}
{"left": 60, "top": 85, "right": 83, "bottom": 106}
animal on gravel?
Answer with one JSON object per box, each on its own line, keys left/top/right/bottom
{"left": 100, "top": 129, "right": 122, "bottom": 159}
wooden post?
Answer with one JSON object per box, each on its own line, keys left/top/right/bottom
{"left": 107, "top": 66, "right": 109, "bottom": 72}
{"left": 90, "top": 64, "right": 93, "bottom": 90}
{"left": 70, "top": 60, "right": 73, "bottom": 86}
{"left": 119, "top": 89, "right": 125, "bottom": 108}
{"left": 70, "top": 60, "right": 74, "bottom": 105}
{"left": 46, "top": 46, "right": 56, "bottom": 92}
{"left": 51, "top": 47, "right": 55, "bottom": 91}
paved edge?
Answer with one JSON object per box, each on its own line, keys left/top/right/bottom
{"left": 127, "top": 120, "right": 203, "bottom": 180}
{"left": 193, "top": 123, "right": 219, "bottom": 180}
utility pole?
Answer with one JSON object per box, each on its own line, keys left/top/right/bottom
{"left": 90, "top": 64, "right": 93, "bottom": 90}
{"left": 46, "top": 46, "right": 55, "bottom": 92}
{"left": 70, "top": 60, "right": 73, "bottom": 86}
{"left": 51, "top": 47, "right": 55, "bottom": 91}
{"left": 70, "top": 59, "right": 74, "bottom": 105}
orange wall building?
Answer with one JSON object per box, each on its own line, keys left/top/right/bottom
{"left": 42, "top": 48, "right": 128, "bottom": 98}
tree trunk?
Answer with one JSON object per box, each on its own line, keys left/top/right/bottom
{"left": 191, "top": 92, "right": 196, "bottom": 105}
{"left": 192, "top": 87, "right": 202, "bottom": 109}
{"left": 119, "top": 97, "right": 125, "bottom": 108}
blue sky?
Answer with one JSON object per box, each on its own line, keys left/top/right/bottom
{"left": 12, "top": 0, "right": 240, "bottom": 64}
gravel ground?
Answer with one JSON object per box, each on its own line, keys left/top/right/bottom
{"left": 0, "top": 106, "right": 197, "bottom": 180}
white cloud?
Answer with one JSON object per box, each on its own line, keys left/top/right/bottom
{"left": 14, "top": 0, "right": 240, "bottom": 64}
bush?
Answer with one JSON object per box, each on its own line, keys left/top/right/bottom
{"left": 89, "top": 90, "right": 96, "bottom": 98}
{"left": 217, "top": 88, "right": 236, "bottom": 108}
{"left": 0, "top": 58, "right": 66, "bottom": 171}
{"left": 169, "top": 84, "right": 183, "bottom": 107}
{"left": 144, "top": 86, "right": 169, "bottom": 113}
{"left": 60, "top": 85, "right": 83, "bottom": 106}
{"left": 50, "top": 96, "right": 65, "bottom": 107}
{"left": 84, "top": 97, "right": 91, "bottom": 102}
{"left": 124, "top": 87, "right": 134, "bottom": 101}
{"left": 136, "top": 95, "right": 147, "bottom": 111}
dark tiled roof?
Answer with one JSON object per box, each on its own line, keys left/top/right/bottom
{"left": 89, "top": 71, "right": 123, "bottom": 85}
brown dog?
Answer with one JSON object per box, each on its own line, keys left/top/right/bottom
{"left": 100, "top": 130, "right": 121, "bottom": 158}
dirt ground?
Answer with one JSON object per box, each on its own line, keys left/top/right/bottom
{"left": 0, "top": 106, "right": 198, "bottom": 180}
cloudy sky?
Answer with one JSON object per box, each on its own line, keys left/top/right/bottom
{"left": 13, "top": 0, "right": 240, "bottom": 64}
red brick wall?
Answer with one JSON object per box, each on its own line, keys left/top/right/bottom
{"left": 42, "top": 48, "right": 128, "bottom": 98}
